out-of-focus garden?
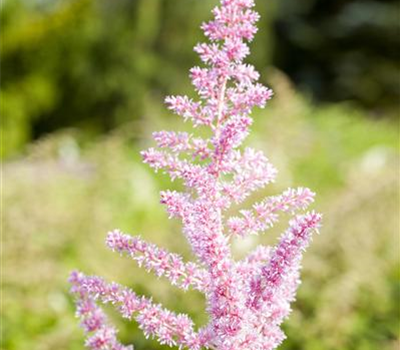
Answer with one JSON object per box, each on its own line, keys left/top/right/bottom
{"left": 1, "top": 0, "right": 399, "bottom": 349}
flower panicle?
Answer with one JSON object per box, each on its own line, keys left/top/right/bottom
{"left": 70, "top": 1, "right": 322, "bottom": 349}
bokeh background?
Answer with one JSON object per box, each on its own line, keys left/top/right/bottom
{"left": 2, "top": 0, "right": 399, "bottom": 349}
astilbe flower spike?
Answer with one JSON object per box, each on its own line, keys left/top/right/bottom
{"left": 70, "top": 0, "right": 322, "bottom": 349}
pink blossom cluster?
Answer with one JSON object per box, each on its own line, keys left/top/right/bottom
{"left": 70, "top": 0, "right": 322, "bottom": 349}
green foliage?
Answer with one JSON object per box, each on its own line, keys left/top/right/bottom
{"left": 0, "top": 0, "right": 226, "bottom": 158}
{"left": 2, "top": 0, "right": 397, "bottom": 159}
{"left": 273, "top": 0, "right": 400, "bottom": 114}
{"left": 3, "top": 74, "right": 399, "bottom": 349}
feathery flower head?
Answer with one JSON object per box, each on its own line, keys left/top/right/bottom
{"left": 70, "top": 1, "right": 322, "bottom": 349}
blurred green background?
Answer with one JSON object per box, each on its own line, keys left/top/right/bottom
{"left": 2, "top": 0, "right": 399, "bottom": 349}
